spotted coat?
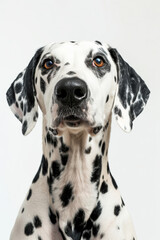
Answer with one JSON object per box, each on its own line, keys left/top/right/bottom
{"left": 7, "top": 41, "right": 150, "bottom": 240}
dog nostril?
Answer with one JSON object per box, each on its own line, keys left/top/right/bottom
{"left": 74, "top": 88, "right": 85, "bottom": 99}
{"left": 56, "top": 88, "right": 67, "bottom": 99}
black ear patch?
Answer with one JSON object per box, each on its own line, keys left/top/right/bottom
{"left": 6, "top": 47, "right": 44, "bottom": 135}
{"left": 109, "top": 48, "right": 150, "bottom": 131}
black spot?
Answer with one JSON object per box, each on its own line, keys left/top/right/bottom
{"left": 33, "top": 216, "right": 42, "bottom": 228}
{"left": 56, "top": 58, "right": 61, "bottom": 64}
{"left": 49, "top": 207, "right": 57, "bottom": 224}
{"left": 89, "top": 137, "right": 92, "bottom": 142}
{"left": 110, "top": 172, "right": 118, "bottom": 189}
{"left": 95, "top": 40, "right": 102, "bottom": 45}
{"left": 27, "top": 189, "right": 32, "bottom": 200}
{"left": 22, "top": 120, "right": 28, "bottom": 135}
{"left": 100, "top": 181, "right": 108, "bottom": 194}
{"left": 33, "top": 111, "right": 38, "bottom": 122}
{"left": 104, "top": 121, "right": 109, "bottom": 130}
{"left": 61, "top": 154, "right": 68, "bottom": 165}
{"left": 99, "top": 140, "right": 102, "bottom": 147}
{"left": 83, "top": 231, "right": 91, "bottom": 239}
{"left": 59, "top": 138, "right": 69, "bottom": 153}
{"left": 24, "top": 222, "right": 34, "bottom": 236}
{"left": 51, "top": 161, "right": 61, "bottom": 178}
{"left": 60, "top": 182, "right": 73, "bottom": 207}
{"left": 93, "top": 126, "right": 102, "bottom": 134}
{"left": 107, "top": 162, "right": 110, "bottom": 173}
{"left": 38, "top": 236, "right": 42, "bottom": 240}
{"left": 20, "top": 101, "right": 23, "bottom": 111}
{"left": 100, "top": 233, "right": 104, "bottom": 239}
{"left": 85, "top": 147, "right": 91, "bottom": 154}
{"left": 101, "top": 142, "right": 105, "bottom": 155}
{"left": 106, "top": 95, "right": 109, "bottom": 103}
{"left": 114, "top": 106, "right": 122, "bottom": 117}
{"left": 114, "top": 205, "right": 121, "bottom": 216}
{"left": 15, "top": 101, "right": 19, "bottom": 108}
{"left": 67, "top": 71, "right": 76, "bottom": 75}
{"left": 74, "top": 209, "right": 85, "bottom": 232}
{"left": 114, "top": 76, "right": 117, "bottom": 82}
{"left": 40, "top": 77, "right": 46, "bottom": 94}
{"left": 64, "top": 221, "right": 72, "bottom": 238}
{"left": 64, "top": 62, "right": 70, "bottom": 66}
{"left": 92, "top": 224, "right": 100, "bottom": 237}
{"left": 46, "top": 132, "right": 58, "bottom": 147}
{"left": 85, "top": 218, "right": 93, "bottom": 231}
{"left": 90, "top": 201, "right": 102, "bottom": 221}
{"left": 121, "top": 197, "right": 125, "bottom": 207}
{"left": 23, "top": 104, "right": 27, "bottom": 116}
{"left": 32, "top": 162, "right": 42, "bottom": 183}
{"left": 70, "top": 41, "right": 76, "bottom": 43}
{"left": 59, "top": 144, "right": 69, "bottom": 153}
{"left": 15, "top": 82, "right": 22, "bottom": 94}
{"left": 106, "top": 149, "right": 108, "bottom": 156}
{"left": 42, "top": 155, "right": 48, "bottom": 175}
{"left": 91, "top": 155, "right": 102, "bottom": 183}
{"left": 47, "top": 170, "right": 54, "bottom": 194}
{"left": 49, "top": 128, "right": 58, "bottom": 135}
{"left": 21, "top": 208, "right": 24, "bottom": 213}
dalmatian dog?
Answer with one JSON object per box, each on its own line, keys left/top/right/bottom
{"left": 6, "top": 41, "right": 150, "bottom": 240}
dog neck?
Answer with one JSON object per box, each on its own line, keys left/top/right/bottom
{"left": 38, "top": 115, "right": 116, "bottom": 237}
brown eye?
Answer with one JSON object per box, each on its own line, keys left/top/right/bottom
{"left": 43, "top": 59, "right": 54, "bottom": 70}
{"left": 93, "top": 56, "right": 105, "bottom": 67}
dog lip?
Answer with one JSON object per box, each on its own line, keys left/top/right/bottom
{"left": 64, "top": 115, "right": 81, "bottom": 122}
{"left": 63, "top": 115, "right": 82, "bottom": 127}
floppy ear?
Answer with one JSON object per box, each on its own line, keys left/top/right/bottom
{"left": 6, "top": 47, "right": 43, "bottom": 135}
{"left": 109, "top": 48, "right": 150, "bottom": 132}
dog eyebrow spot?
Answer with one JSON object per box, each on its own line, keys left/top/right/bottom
{"left": 64, "top": 62, "right": 70, "bottom": 66}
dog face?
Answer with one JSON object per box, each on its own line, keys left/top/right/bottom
{"left": 6, "top": 41, "right": 150, "bottom": 135}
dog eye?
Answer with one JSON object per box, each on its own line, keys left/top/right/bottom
{"left": 93, "top": 56, "right": 105, "bottom": 67}
{"left": 43, "top": 59, "right": 54, "bottom": 70}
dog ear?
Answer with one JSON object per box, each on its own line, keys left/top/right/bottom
{"left": 6, "top": 47, "right": 43, "bottom": 135}
{"left": 109, "top": 48, "right": 150, "bottom": 132}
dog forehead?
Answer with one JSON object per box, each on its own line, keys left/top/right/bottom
{"left": 42, "top": 41, "right": 110, "bottom": 60}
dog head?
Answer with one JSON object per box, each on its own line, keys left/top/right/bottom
{"left": 6, "top": 41, "right": 150, "bottom": 136}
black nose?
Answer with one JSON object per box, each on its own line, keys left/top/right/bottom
{"left": 55, "top": 77, "right": 88, "bottom": 107}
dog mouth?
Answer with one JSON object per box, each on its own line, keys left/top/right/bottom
{"left": 51, "top": 105, "right": 92, "bottom": 129}
{"left": 63, "top": 115, "right": 85, "bottom": 127}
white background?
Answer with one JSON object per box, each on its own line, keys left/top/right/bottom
{"left": 0, "top": 0, "right": 160, "bottom": 239}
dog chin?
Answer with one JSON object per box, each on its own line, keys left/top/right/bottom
{"left": 50, "top": 114, "right": 94, "bottom": 133}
